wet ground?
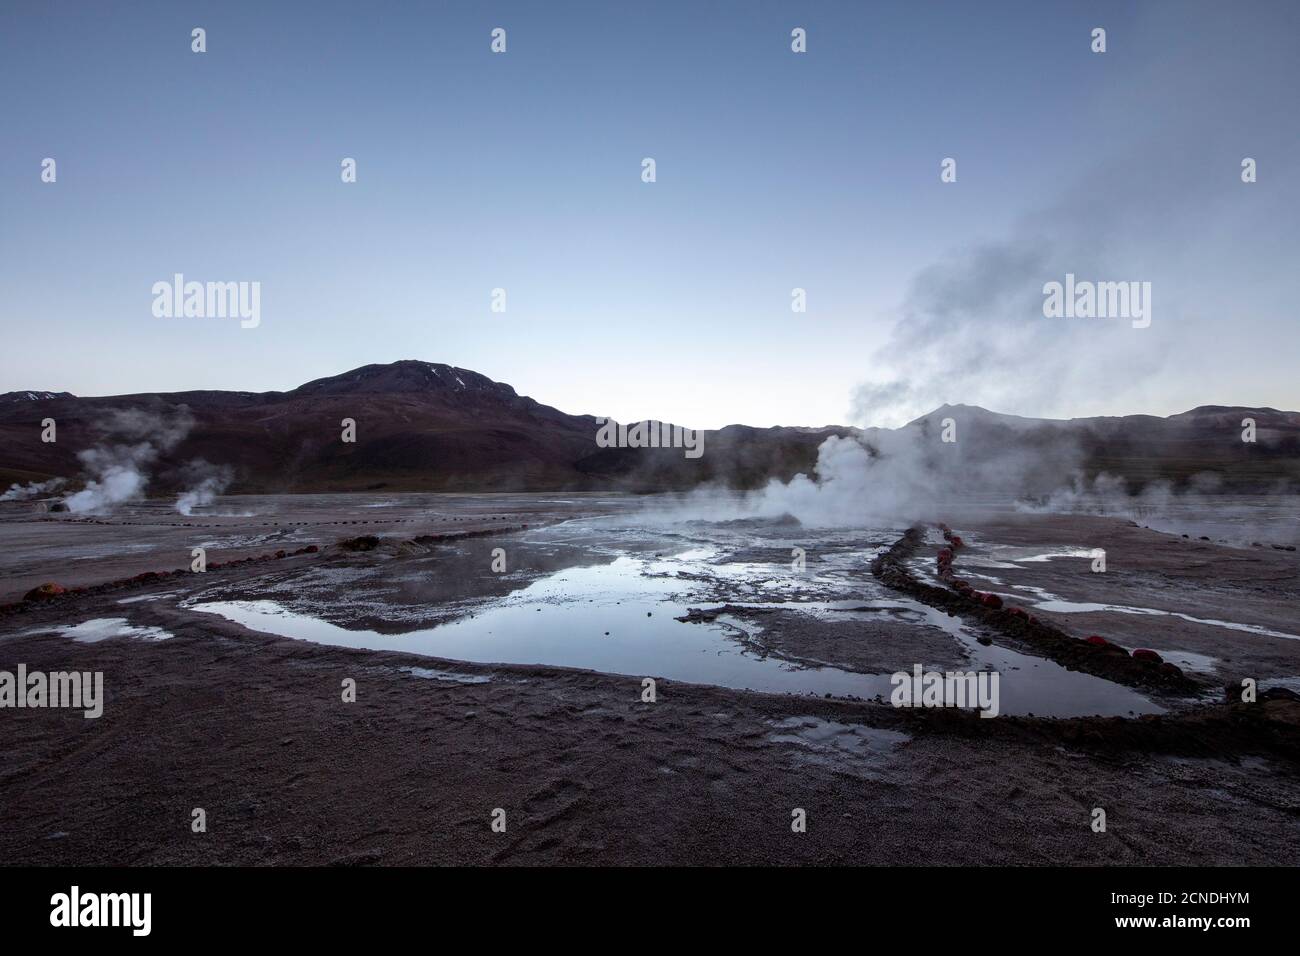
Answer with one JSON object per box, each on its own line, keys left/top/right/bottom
{"left": 184, "top": 516, "right": 1164, "bottom": 718}
{"left": 922, "top": 511, "right": 1300, "bottom": 695}
{"left": 1, "top": 493, "right": 1297, "bottom": 865}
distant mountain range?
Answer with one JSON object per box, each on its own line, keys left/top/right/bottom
{"left": 1, "top": 361, "right": 1297, "bottom": 495}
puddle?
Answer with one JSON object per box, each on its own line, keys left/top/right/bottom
{"left": 1260, "top": 676, "right": 1300, "bottom": 694}
{"left": 117, "top": 591, "right": 181, "bottom": 605}
{"left": 52, "top": 619, "right": 173, "bottom": 643}
{"left": 1012, "top": 549, "right": 1098, "bottom": 563}
{"left": 400, "top": 666, "right": 492, "bottom": 684}
{"left": 1029, "top": 599, "right": 1300, "bottom": 641}
{"left": 190, "top": 579, "right": 898, "bottom": 703}
{"left": 1138, "top": 648, "right": 1219, "bottom": 674}
{"left": 189, "top": 544, "right": 1164, "bottom": 717}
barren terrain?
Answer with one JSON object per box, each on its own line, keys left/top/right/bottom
{"left": 1, "top": 494, "right": 1297, "bottom": 865}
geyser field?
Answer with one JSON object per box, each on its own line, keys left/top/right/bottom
{"left": 1, "top": 492, "right": 1297, "bottom": 865}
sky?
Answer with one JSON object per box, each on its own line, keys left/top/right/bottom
{"left": 1, "top": 0, "right": 1297, "bottom": 429}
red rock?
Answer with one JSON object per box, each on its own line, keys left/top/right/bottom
{"left": 980, "top": 593, "right": 1003, "bottom": 610}
{"left": 1007, "top": 607, "right": 1028, "bottom": 619}
{"left": 1132, "top": 648, "right": 1163, "bottom": 664}
{"left": 1085, "top": 635, "right": 1109, "bottom": 647}
{"left": 22, "top": 582, "right": 65, "bottom": 602}
{"left": 949, "top": 535, "right": 964, "bottom": 548}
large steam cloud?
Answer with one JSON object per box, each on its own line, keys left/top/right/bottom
{"left": 849, "top": 203, "right": 1173, "bottom": 431}
{"left": 732, "top": 417, "right": 1086, "bottom": 528}
{"left": 766, "top": 82, "right": 1273, "bottom": 525}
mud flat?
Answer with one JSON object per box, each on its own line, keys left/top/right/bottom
{"left": 1, "top": 496, "right": 1297, "bottom": 865}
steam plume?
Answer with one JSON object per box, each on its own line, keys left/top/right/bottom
{"left": 63, "top": 407, "right": 195, "bottom": 513}
{"left": 175, "top": 460, "right": 234, "bottom": 515}
{"left": 0, "top": 477, "right": 67, "bottom": 501}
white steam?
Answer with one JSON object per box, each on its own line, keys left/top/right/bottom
{"left": 63, "top": 407, "right": 195, "bottom": 514}
{"left": 654, "top": 420, "right": 1083, "bottom": 529}
{"left": 0, "top": 477, "right": 67, "bottom": 501}
{"left": 175, "top": 460, "right": 234, "bottom": 515}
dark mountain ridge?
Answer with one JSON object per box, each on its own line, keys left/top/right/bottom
{"left": 1, "top": 361, "right": 1297, "bottom": 496}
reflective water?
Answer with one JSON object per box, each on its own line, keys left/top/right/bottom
{"left": 190, "top": 519, "right": 1165, "bottom": 717}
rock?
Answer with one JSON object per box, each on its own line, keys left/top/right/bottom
{"left": 22, "top": 582, "right": 65, "bottom": 602}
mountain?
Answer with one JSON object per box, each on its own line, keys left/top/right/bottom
{"left": 0, "top": 361, "right": 849, "bottom": 494}
{"left": 0, "top": 391, "right": 74, "bottom": 403}
{"left": 0, "top": 362, "right": 1296, "bottom": 496}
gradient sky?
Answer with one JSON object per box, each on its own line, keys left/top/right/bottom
{"left": 2, "top": 0, "right": 1297, "bottom": 428}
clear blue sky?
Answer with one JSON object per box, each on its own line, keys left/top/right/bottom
{"left": 2, "top": 0, "right": 1296, "bottom": 428}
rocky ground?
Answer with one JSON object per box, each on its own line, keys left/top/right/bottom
{"left": 1, "top": 496, "right": 1297, "bottom": 865}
